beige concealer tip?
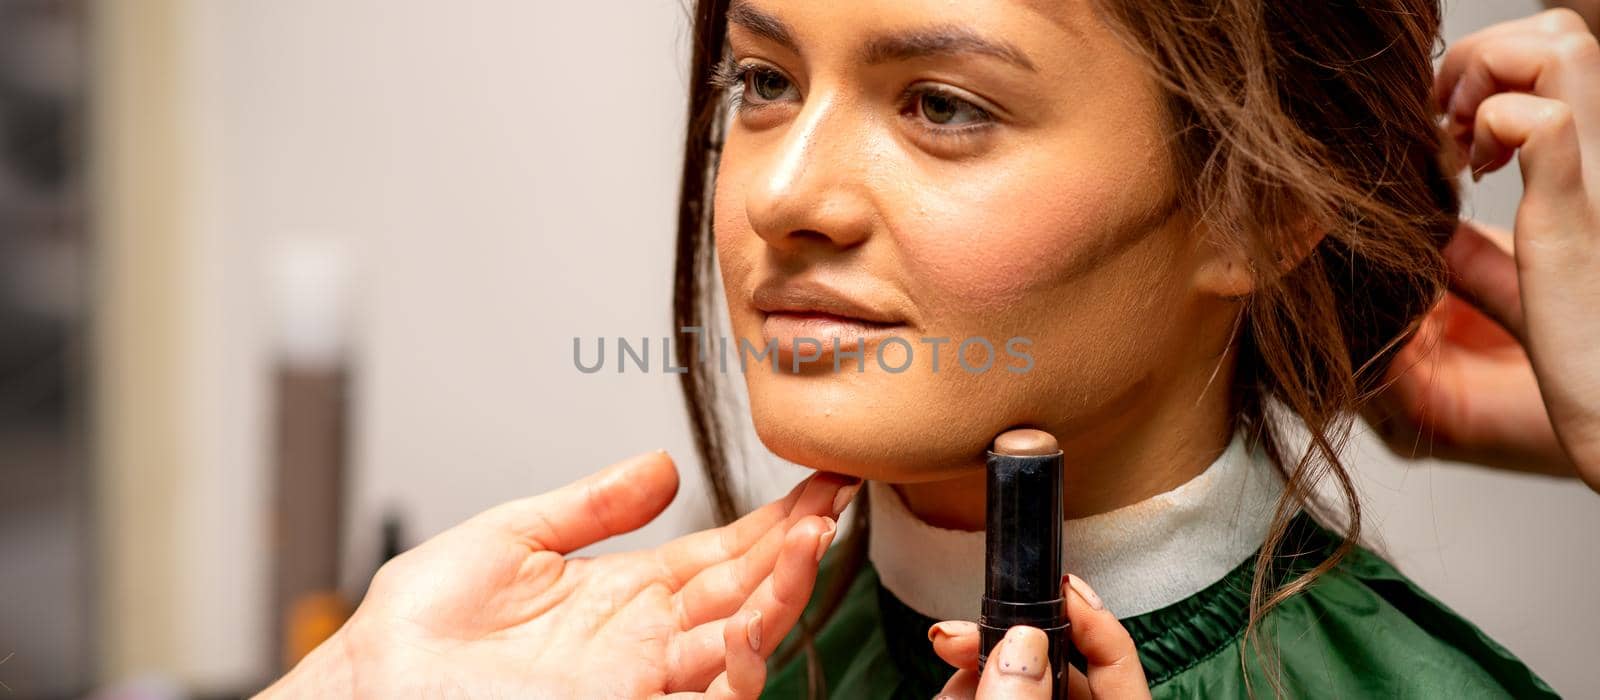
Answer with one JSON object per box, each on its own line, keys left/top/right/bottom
{"left": 992, "top": 428, "right": 1059, "bottom": 456}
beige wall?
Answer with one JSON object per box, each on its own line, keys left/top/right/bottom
{"left": 93, "top": 0, "right": 271, "bottom": 691}
{"left": 92, "top": 0, "right": 1597, "bottom": 694}
{"left": 92, "top": 0, "right": 189, "bottom": 683}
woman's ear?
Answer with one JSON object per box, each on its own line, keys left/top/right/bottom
{"left": 1193, "top": 245, "right": 1255, "bottom": 299}
{"left": 1193, "top": 217, "right": 1327, "bottom": 299}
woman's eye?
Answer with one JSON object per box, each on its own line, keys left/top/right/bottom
{"left": 916, "top": 90, "right": 990, "bottom": 126}
{"left": 746, "top": 67, "right": 795, "bottom": 103}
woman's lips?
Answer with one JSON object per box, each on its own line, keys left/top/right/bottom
{"left": 760, "top": 312, "right": 906, "bottom": 360}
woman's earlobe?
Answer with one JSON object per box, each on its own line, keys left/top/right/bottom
{"left": 1197, "top": 218, "right": 1328, "bottom": 298}
{"left": 1194, "top": 255, "right": 1256, "bottom": 299}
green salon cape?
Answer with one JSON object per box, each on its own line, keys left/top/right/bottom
{"left": 763, "top": 512, "right": 1555, "bottom": 698}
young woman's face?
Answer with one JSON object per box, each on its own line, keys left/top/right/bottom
{"left": 713, "top": 0, "right": 1243, "bottom": 482}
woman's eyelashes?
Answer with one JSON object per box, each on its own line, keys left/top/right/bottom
{"left": 711, "top": 57, "right": 999, "bottom": 150}
{"left": 907, "top": 87, "right": 992, "bottom": 127}
{"left": 897, "top": 83, "right": 997, "bottom": 150}
{"left": 711, "top": 59, "right": 798, "bottom": 113}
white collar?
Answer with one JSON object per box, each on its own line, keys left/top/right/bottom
{"left": 867, "top": 432, "right": 1283, "bottom": 620}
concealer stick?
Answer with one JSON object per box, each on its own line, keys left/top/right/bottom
{"left": 979, "top": 428, "right": 1072, "bottom": 698}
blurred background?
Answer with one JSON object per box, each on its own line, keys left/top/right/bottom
{"left": 0, "top": 0, "right": 1595, "bottom": 698}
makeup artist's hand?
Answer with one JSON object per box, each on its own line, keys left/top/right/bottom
{"left": 1368, "top": 8, "right": 1600, "bottom": 492}
{"left": 927, "top": 575, "right": 1151, "bottom": 699}
{"left": 259, "top": 450, "right": 859, "bottom": 699}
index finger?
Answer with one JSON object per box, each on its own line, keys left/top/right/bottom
{"left": 1435, "top": 9, "right": 1596, "bottom": 111}
{"left": 470, "top": 449, "right": 680, "bottom": 554}
{"left": 1066, "top": 575, "right": 1152, "bottom": 699}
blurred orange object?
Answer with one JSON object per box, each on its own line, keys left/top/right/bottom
{"left": 284, "top": 591, "right": 353, "bottom": 669}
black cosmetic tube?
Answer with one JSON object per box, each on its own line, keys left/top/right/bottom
{"left": 979, "top": 429, "right": 1072, "bottom": 697}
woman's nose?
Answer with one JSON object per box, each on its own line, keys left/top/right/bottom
{"left": 742, "top": 94, "right": 877, "bottom": 254}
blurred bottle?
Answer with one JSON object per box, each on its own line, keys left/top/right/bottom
{"left": 269, "top": 236, "right": 353, "bottom": 671}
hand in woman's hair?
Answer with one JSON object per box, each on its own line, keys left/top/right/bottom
{"left": 258, "top": 451, "right": 857, "bottom": 699}
{"left": 1369, "top": 8, "right": 1600, "bottom": 491}
{"left": 928, "top": 575, "right": 1151, "bottom": 700}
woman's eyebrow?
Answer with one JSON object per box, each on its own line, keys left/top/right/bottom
{"left": 726, "top": 1, "right": 1037, "bottom": 73}
{"left": 727, "top": 1, "right": 799, "bottom": 53}
{"left": 860, "top": 25, "right": 1037, "bottom": 72}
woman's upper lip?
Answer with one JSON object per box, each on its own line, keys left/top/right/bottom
{"left": 752, "top": 278, "right": 907, "bottom": 326}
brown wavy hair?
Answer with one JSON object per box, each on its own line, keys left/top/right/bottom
{"left": 672, "top": 0, "right": 1459, "bottom": 694}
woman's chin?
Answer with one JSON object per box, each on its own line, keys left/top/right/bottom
{"left": 749, "top": 402, "right": 990, "bottom": 483}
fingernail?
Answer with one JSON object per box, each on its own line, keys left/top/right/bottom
{"left": 831, "top": 482, "right": 861, "bottom": 517}
{"left": 815, "top": 518, "right": 837, "bottom": 562}
{"left": 927, "top": 621, "right": 958, "bottom": 642}
{"left": 746, "top": 610, "right": 762, "bottom": 652}
{"left": 1067, "top": 574, "right": 1104, "bottom": 611}
{"left": 996, "top": 627, "right": 1047, "bottom": 680}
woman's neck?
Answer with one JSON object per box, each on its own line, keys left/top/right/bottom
{"left": 894, "top": 370, "right": 1236, "bottom": 530}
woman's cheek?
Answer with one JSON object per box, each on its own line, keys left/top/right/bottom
{"left": 893, "top": 192, "right": 1110, "bottom": 317}
{"left": 712, "top": 175, "right": 755, "bottom": 303}
{"left": 893, "top": 140, "right": 1175, "bottom": 319}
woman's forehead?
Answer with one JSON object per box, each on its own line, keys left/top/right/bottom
{"left": 724, "top": 0, "right": 1100, "bottom": 49}
{"left": 722, "top": 0, "right": 1129, "bottom": 84}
